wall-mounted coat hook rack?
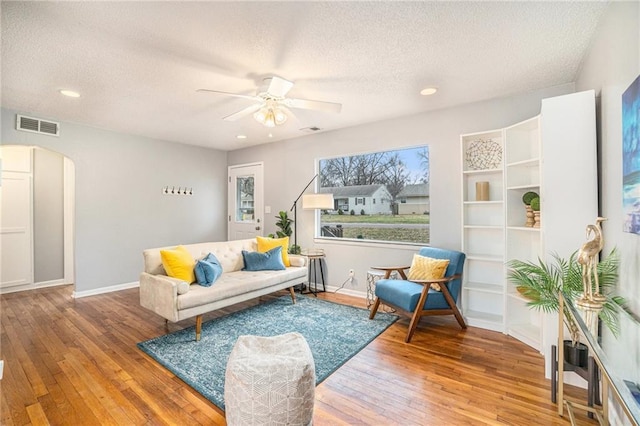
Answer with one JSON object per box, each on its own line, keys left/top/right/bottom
{"left": 162, "top": 186, "right": 194, "bottom": 196}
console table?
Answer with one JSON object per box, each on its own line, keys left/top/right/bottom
{"left": 557, "top": 292, "right": 640, "bottom": 425}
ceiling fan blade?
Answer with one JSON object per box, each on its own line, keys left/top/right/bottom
{"left": 283, "top": 98, "right": 342, "bottom": 113}
{"left": 197, "top": 89, "right": 259, "bottom": 102}
{"left": 223, "top": 103, "right": 264, "bottom": 121}
{"left": 267, "top": 76, "right": 294, "bottom": 98}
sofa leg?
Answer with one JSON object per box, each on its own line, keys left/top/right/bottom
{"left": 289, "top": 287, "right": 297, "bottom": 304}
{"left": 195, "top": 315, "right": 202, "bottom": 341}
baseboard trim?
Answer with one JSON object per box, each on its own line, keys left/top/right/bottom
{"left": 36, "top": 279, "right": 66, "bottom": 288}
{"left": 73, "top": 281, "right": 139, "bottom": 299}
{"left": 324, "top": 285, "right": 366, "bottom": 299}
{"left": 1, "top": 279, "right": 70, "bottom": 295}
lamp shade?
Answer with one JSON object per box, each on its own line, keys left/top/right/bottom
{"left": 302, "top": 193, "right": 334, "bottom": 210}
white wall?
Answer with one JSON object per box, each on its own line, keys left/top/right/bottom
{"left": 1, "top": 108, "right": 229, "bottom": 294}
{"left": 228, "top": 84, "right": 574, "bottom": 292}
{"left": 575, "top": 0, "right": 640, "bottom": 402}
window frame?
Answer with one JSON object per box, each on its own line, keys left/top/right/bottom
{"left": 314, "top": 145, "right": 430, "bottom": 246}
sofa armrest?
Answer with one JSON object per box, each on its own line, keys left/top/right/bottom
{"left": 289, "top": 254, "right": 307, "bottom": 267}
{"left": 139, "top": 272, "right": 187, "bottom": 322}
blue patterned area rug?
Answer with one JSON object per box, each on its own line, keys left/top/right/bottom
{"left": 137, "top": 295, "right": 397, "bottom": 410}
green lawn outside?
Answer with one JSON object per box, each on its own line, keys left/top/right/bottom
{"left": 321, "top": 213, "right": 429, "bottom": 224}
{"left": 320, "top": 213, "right": 430, "bottom": 243}
{"left": 340, "top": 227, "right": 429, "bottom": 244}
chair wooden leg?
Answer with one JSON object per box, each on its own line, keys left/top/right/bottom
{"left": 451, "top": 305, "right": 467, "bottom": 329}
{"left": 369, "top": 297, "right": 381, "bottom": 319}
{"left": 195, "top": 315, "right": 203, "bottom": 341}
{"left": 406, "top": 287, "right": 430, "bottom": 343}
{"left": 440, "top": 285, "right": 467, "bottom": 329}
{"left": 289, "top": 287, "right": 296, "bottom": 304}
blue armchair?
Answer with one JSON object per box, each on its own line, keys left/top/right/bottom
{"left": 369, "top": 247, "right": 466, "bottom": 343}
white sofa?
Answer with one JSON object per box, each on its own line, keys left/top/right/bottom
{"left": 139, "top": 239, "right": 308, "bottom": 340}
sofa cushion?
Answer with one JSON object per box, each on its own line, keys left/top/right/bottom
{"left": 143, "top": 239, "right": 258, "bottom": 276}
{"left": 242, "top": 247, "right": 286, "bottom": 271}
{"left": 194, "top": 253, "right": 223, "bottom": 287}
{"left": 256, "top": 236, "right": 291, "bottom": 267}
{"left": 177, "top": 267, "right": 307, "bottom": 311}
{"left": 375, "top": 279, "right": 450, "bottom": 311}
{"left": 160, "top": 245, "right": 195, "bottom": 283}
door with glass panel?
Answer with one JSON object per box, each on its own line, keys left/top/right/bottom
{"left": 228, "top": 162, "right": 264, "bottom": 240}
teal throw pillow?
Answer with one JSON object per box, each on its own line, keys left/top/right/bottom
{"left": 242, "top": 246, "right": 286, "bottom": 271}
{"left": 194, "top": 253, "right": 223, "bottom": 286}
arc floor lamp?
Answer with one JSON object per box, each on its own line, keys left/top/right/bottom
{"left": 290, "top": 174, "right": 334, "bottom": 251}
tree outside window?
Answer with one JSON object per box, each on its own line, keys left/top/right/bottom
{"left": 318, "top": 146, "right": 429, "bottom": 244}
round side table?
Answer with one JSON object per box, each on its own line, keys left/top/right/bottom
{"left": 366, "top": 270, "right": 397, "bottom": 311}
{"left": 301, "top": 250, "right": 326, "bottom": 295}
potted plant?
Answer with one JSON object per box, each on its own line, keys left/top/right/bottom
{"left": 507, "top": 248, "right": 624, "bottom": 367}
{"left": 522, "top": 191, "right": 539, "bottom": 227}
{"left": 268, "top": 211, "right": 301, "bottom": 254}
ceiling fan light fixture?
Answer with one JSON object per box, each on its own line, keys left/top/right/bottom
{"left": 254, "top": 105, "right": 287, "bottom": 127}
{"left": 264, "top": 109, "right": 276, "bottom": 127}
{"left": 254, "top": 108, "right": 268, "bottom": 123}
{"left": 274, "top": 108, "right": 287, "bottom": 124}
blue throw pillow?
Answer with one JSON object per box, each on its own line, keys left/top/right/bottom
{"left": 194, "top": 253, "right": 223, "bottom": 287}
{"left": 242, "top": 246, "right": 286, "bottom": 271}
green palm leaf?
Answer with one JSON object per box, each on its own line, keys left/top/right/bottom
{"left": 507, "top": 248, "right": 625, "bottom": 340}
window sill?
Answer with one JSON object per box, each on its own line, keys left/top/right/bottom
{"left": 312, "top": 237, "right": 426, "bottom": 251}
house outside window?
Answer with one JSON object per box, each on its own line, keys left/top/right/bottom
{"left": 317, "top": 146, "right": 430, "bottom": 244}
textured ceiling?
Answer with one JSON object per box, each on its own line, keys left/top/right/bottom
{"left": 1, "top": 1, "right": 608, "bottom": 151}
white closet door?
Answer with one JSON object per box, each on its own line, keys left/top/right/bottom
{"left": 1, "top": 147, "right": 34, "bottom": 289}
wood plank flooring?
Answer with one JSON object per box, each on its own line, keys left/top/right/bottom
{"left": 1, "top": 285, "right": 596, "bottom": 425}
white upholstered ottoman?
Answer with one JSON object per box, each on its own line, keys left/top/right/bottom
{"left": 224, "top": 332, "right": 315, "bottom": 426}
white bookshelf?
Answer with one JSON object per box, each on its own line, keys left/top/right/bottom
{"left": 461, "top": 91, "right": 598, "bottom": 361}
{"left": 504, "top": 116, "right": 543, "bottom": 350}
{"left": 460, "top": 129, "right": 505, "bottom": 332}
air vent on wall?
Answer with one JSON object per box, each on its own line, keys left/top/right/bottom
{"left": 16, "top": 114, "right": 60, "bottom": 136}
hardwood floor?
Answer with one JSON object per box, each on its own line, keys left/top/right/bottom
{"left": 1, "top": 285, "right": 596, "bottom": 425}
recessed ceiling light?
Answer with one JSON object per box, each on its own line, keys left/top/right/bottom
{"left": 236, "top": 134, "right": 247, "bottom": 139}
{"left": 59, "top": 89, "right": 80, "bottom": 98}
{"left": 268, "top": 133, "right": 273, "bottom": 138}
{"left": 420, "top": 87, "right": 438, "bottom": 96}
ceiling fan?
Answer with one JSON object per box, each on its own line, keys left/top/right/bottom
{"left": 197, "top": 76, "right": 342, "bottom": 127}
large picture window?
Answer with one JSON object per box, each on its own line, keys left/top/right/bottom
{"left": 318, "top": 146, "right": 429, "bottom": 244}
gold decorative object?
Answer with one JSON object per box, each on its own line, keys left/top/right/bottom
{"left": 475, "top": 181, "right": 489, "bottom": 201}
{"left": 576, "top": 217, "right": 607, "bottom": 337}
{"left": 525, "top": 205, "right": 535, "bottom": 227}
{"left": 465, "top": 138, "right": 502, "bottom": 170}
{"left": 533, "top": 211, "right": 541, "bottom": 228}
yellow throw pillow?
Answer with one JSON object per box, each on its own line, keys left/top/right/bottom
{"left": 256, "top": 236, "right": 291, "bottom": 267}
{"left": 160, "top": 245, "right": 195, "bottom": 283}
{"left": 407, "top": 254, "right": 450, "bottom": 291}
